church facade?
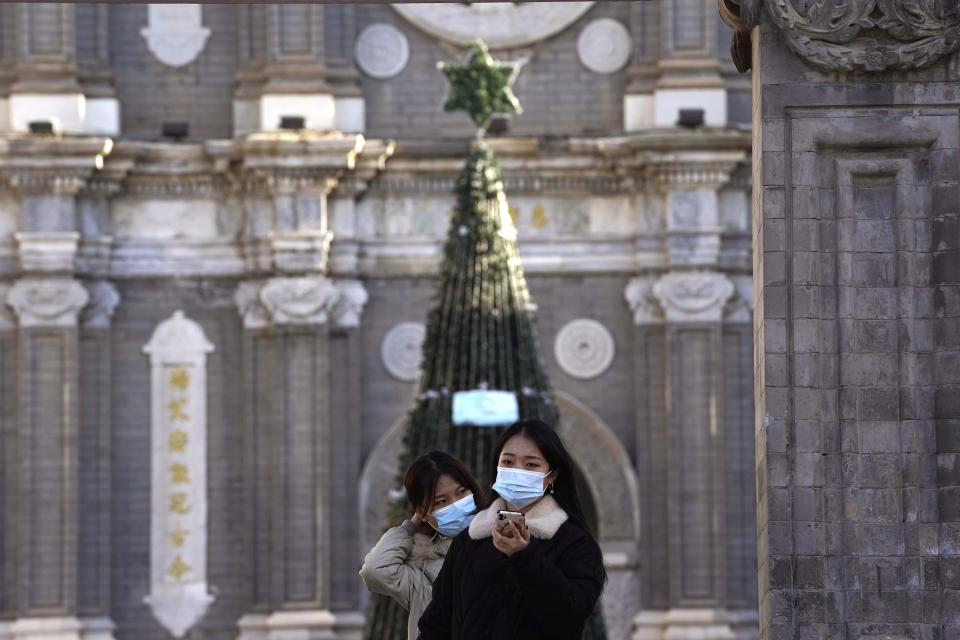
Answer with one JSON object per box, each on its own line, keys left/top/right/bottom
{"left": 0, "top": 3, "right": 761, "bottom": 640}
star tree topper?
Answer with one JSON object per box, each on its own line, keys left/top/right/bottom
{"left": 439, "top": 40, "right": 522, "bottom": 133}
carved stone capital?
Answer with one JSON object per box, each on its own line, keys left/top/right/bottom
{"left": 259, "top": 277, "right": 340, "bottom": 326}
{"left": 235, "top": 280, "right": 271, "bottom": 330}
{"left": 7, "top": 278, "right": 89, "bottom": 328}
{"left": 81, "top": 280, "right": 121, "bottom": 329}
{"left": 15, "top": 231, "right": 80, "bottom": 274}
{"left": 624, "top": 276, "right": 664, "bottom": 326}
{"left": 723, "top": 274, "right": 754, "bottom": 324}
{"left": 332, "top": 280, "right": 368, "bottom": 328}
{"left": 652, "top": 272, "right": 735, "bottom": 324}
{"left": 767, "top": 0, "right": 960, "bottom": 73}
{"left": 6, "top": 169, "right": 91, "bottom": 196}
{"left": 0, "top": 283, "right": 15, "bottom": 330}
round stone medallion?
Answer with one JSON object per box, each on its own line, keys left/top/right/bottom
{"left": 381, "top": 322, "right": 426, "bottom": 381}
{"left": 355, "top": 23, "right": 410, "bottom": 79}
{"left": 576, "top": 18, "right": 632, "bottom": 74}
{"left": 554, "top": 319, "right": 615, "bottom": 380}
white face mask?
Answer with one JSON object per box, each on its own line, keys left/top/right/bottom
{"left": 492, "top": 466, "right": 550, "bottom": 509}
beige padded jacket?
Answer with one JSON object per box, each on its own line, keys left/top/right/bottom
{"left": 359, "top": 520, "right": 452, "bottom": 640}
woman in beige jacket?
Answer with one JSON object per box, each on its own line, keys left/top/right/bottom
{"left": 360, "top": 451, "right": 486, "bottom": 640}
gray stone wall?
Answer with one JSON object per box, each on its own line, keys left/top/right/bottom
{"left": 752, "top": 9, "right": 960, "bottom": 640}
{"left": 110, "top": 4, "right": 239, "bottom": 139}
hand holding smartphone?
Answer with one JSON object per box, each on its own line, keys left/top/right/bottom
{"left": 496, "top": 510, "right": 525, "bottom": 536}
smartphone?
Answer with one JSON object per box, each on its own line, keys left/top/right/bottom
{"left": 496, "top": 510, "right": 525, "bottom": 529}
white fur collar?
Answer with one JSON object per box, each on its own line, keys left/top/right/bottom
{"left": 468, "top": 496, "right": 568, "bottom": 540}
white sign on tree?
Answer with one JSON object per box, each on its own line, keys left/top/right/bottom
{"left": 140, "top": 4, "right": 211, "bottom": 68}
{"left": 142, "top": 311, "right": 215, "bottom": 638}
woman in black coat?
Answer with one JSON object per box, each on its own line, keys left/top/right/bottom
{"left": 417, "top": 419, "right": 605, "bottom": 640}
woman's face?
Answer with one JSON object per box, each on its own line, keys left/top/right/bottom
{"left": 497, "top": 434, "right": 556, "bottom": 488}
{"left": 428, "top": 473, "right": 472, "bottom": 515}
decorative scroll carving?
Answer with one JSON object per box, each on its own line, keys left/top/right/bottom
{"left": 82, "top": 280, "right": 121, "bottom": 329}
{"left": 766, "top": 0, "right": 960, "bottom": 72}
{"left": 652, "top": 272, "right": 735, "bottom": 323}
{"left": 332, "top": 280, "right": 368, "bottom": 328}
{"left": 7, "top": 278, "right": 89, "bottom": 328}
{"left": 624, "top": 277, "right": 664, "bottom": 326}
{"left": 259, "top": 277, "right": 339, "bottom": 325}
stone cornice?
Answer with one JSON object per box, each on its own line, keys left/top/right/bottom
{"left": 0, "top": 135, "right": 113, "bottom": 195}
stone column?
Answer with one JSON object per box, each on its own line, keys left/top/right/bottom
{"left": 623, "top": 1, "right": 660, "bottom": 131}
{"left": 0, "top": 285, "right": 16, "bottom": 640}
{"left": 720, "top": 2, "right": 960, "bottom": 638}
{"left": 233, "top": 133, "right": 368, "bottom": 640}
{"left": 0, "top": 136, "right": 116, "bottom": 640}
{"left": 9, "top": 3, "right": 117, "bottom": 135}
{"left": 653, "top": 0, "right": 727, "bottom": 128}
{"left": 233, "top": 278, "right": 368, "bottom": 640}
{"left": 76, "top": 282, "right": 120, "bottom": 640}
{"left": 322, "top": 4, "right": 364, "bottom": 133}
{"left": 627, "top": 147, "right": 757, "bottom": 639}
{"left": 233, "top": 5, "right": 338, "bottom": 134}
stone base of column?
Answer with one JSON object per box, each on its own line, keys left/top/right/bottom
{"left": 7, "top": 94, "right": 119, "bottom": 135}
{"left": 8, "top": 616, "right": 116, "bottom": 640}
{"left": 632, "top": 608, "right": 740, "bottom": 640}
{"left": 237, "top": 611, "right": 363, "bottom": 640}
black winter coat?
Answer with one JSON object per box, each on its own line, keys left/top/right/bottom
{"left": 416, "top": 496, "right": 604, "bottom": 640}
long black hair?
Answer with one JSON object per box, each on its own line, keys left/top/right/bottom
{"left": 489, "top": 419, "right": 594, "bottom": 539}
{"left": 403, "top": 450, "right": 487, "bottom": 519}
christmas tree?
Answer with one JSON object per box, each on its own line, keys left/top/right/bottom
{"left": 364, "top": 41, "right": 606, "bottom": 640}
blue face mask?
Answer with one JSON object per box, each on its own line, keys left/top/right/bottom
{"left": 431, "top": 493, "right": 477, "bottom": 537}
{"left": 492, "top": 466, "right": 550, "bottom": 509}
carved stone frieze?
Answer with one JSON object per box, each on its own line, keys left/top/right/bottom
{"left": 235, "top": 280, "right": 271, "bottom": 330}
{"left": 766, "top": 0, "right": 960, "bottom": 72}
{"left": 259, "top": 277, "right": 340, "bottom": 325}
{"left": 7, "top": 278, "right": 90, "bottom": 328}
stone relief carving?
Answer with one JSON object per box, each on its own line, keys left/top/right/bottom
{"left": 624, "top": 277, "right": 664, "bottom": 326}
{"left": 259, "top": 277, "right": 339, "bottom": 325}
{"left": 140, "top": 4, "right": 211, "bottom": 68}
{"left": 723, "top": 274, "right": 754, "bottom": 324}
{"left": 7, "top": 278, "right": 90, "bottom": 328}
{"left": 766, "top": 0, "right": 960, "bottom": 72}
{"left": 234, "top": 281, "right": 271, "bottom": 330}
{"left": 380, "top": 322, "right": 426, "bottom": 382}
{"left": 332, "top": 280, "right": 368, "bottom": 328}
{"left": 355, "top": 23, "right": 410, "bottom": 80}
{"left": 0, "top": 283, "right": 14, "bottom": 330}
{"left": 82, "top": 280, "right": 121, "bottom": 329}
{"left": 652, "top": 272, "right": 735, "bottom": 323}
{"left": 553, "top": 318, "right": 616, "bottom": 380}
{"left": 576, "top": 18, "right": 632, "bottom": 75}
{"left": 391, "top": 3, "right": 594, "bottom": 49}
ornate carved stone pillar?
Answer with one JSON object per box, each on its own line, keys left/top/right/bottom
{"left": 233, "top": 133, "right": 368, "bottom": 640}
{"left": 719, "top": 2, "right": 960, "bottom": 639}
{"left": 0, "top": 135, "right": 116, "bottom": 640}
{"left": 8, "top": 4, "right": 117, "bottom": 135}
{"left": 627, "top": 271, "right": 756, "bottom": 640}
{"left": 233, "top": 277, "right": 368, "bottom": 640}
{"left": 233, "top": 5, "right": 343, "bottom": 135}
